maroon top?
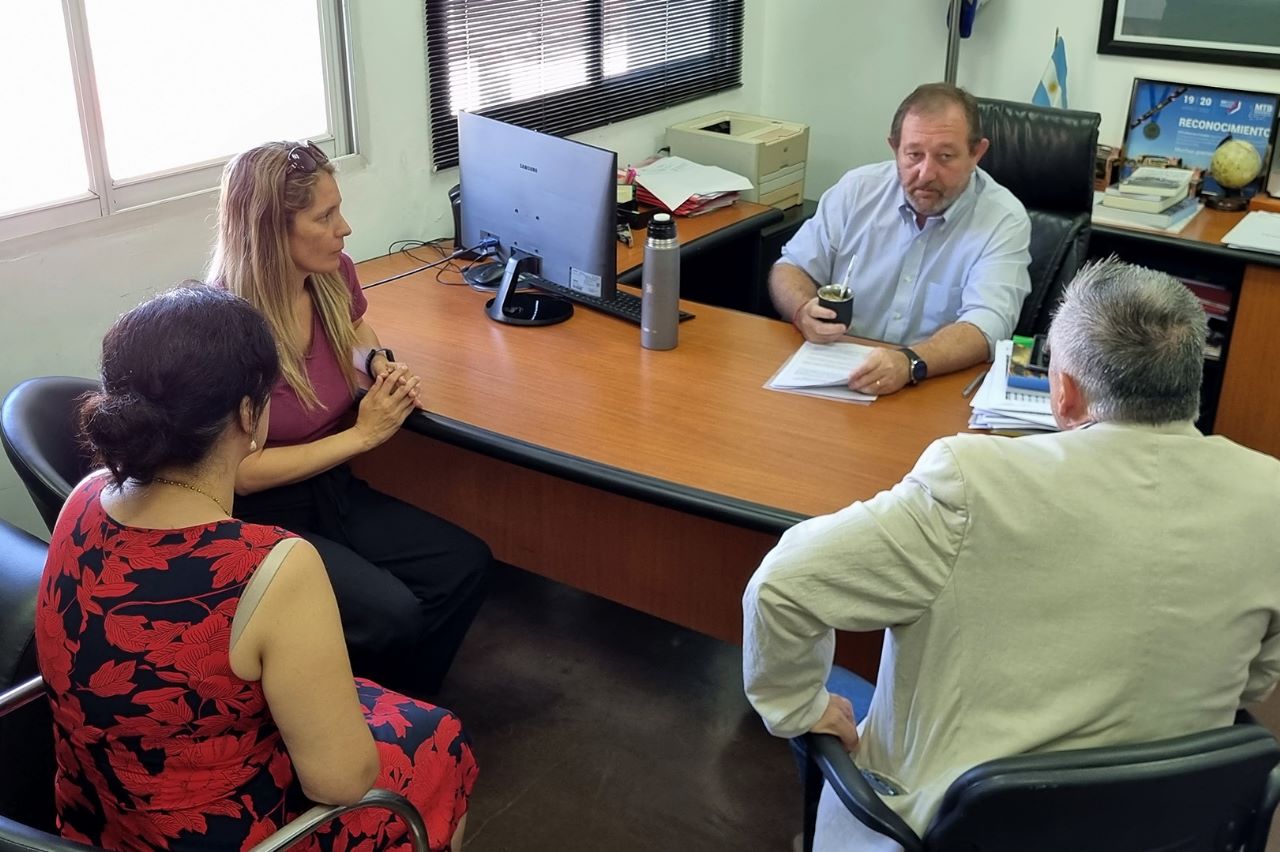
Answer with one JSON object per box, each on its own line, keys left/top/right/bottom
{"left": 267, "top": 254, "right": 367, "bottom": 446}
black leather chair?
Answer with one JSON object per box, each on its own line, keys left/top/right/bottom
{"left": 976, "top": 98, "right": 1101, "bottom": 337}
{"left": 0, "top": 518, "right": 55, "bottom": 834}
{"left": 1, "top": 377, "right": 99, "bottom": 534}
{"left": 0, "top": 519, "right": 429, "bottom": 852}
{"left": 802, "top": 722, "right": 1280, "bottom": 852}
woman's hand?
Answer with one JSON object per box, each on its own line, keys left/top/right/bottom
{"left": 376, "top": 360, "right": 426, "bottom": 410}
{"left": 368, "top": 351, "right": 392, "bottom": 378}
{"left": 353, "top": 365, "right": 418, "bottom": 450}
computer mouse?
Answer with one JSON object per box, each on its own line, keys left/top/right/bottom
{"left": 466, "top": 263, "right": 506, "bottom": 288}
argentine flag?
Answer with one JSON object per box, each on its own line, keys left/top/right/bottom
{"left": 1032, "top": 34, "right": 1068, "bottom": 108}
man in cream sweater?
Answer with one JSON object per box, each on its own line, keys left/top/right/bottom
{"left": 743, "top": 257, "right": 1280, "bottom": 851}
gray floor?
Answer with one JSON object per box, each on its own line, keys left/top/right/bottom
{"left": 435, "top": 563, "right": 798, "bottom": 852}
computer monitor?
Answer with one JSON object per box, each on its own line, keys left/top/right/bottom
{"left": 458, "top": 111, "right": 618, "bottom": 326}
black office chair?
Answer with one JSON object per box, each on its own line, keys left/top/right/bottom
{"left": 976, "top": 98, "right": 1101, "bottom": 336}
{"left": 0, "top": 518, "right": 54, "bottom": 833}
{"left": 0, "top": 518, "right": 430, "bottom": 852}
{"left": 1, "top": 377, "right": 99, "bottom": 533}
{"left": 802, "top": 722, "right": 1280, "bottom": 852}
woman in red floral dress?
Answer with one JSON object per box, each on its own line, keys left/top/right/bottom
{"left": 35, "top": 286, "right": 476, "bottom": 852}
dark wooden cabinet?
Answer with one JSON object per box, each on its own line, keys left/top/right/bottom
{"left": 753, "top": 199, "right": 819, "bottom": 318}
{"left": 1088, "top": 209, "right": 1280, "bottom": 457}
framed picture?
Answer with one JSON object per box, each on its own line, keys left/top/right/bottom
{"left": 1120, "top": 78, "right": 1278, "bottom": 195}
{"left": 1099, "top": 0, "right": 1280, "bottom": 69}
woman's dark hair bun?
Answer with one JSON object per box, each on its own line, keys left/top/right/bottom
{"left": 79, "top": 285, "right": 279, "bottom": 485}
{"left": 80, "top": 390, "right": 174, "bottom": 485}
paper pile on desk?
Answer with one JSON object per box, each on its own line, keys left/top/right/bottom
{"left": 969, "top": 339, "right": 1057, "bottom": 431}
{"left": 633, "top": 156, "right": 754, "bottom": 215}
{"left": 765, "top": 341, "right": 877, "bottom": 404}
{"left": 1222, "top": 211, "right": 1280, "bottom": 254}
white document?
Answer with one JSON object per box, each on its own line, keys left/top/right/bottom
{"left": 633, "top": 156, "right": 754, "bottom": 212}
{"left": 1222, "top": 211, "right": 1280, "bottom": 255}
{"left": 765, "top": 341, "right": 877, "bottom": 404}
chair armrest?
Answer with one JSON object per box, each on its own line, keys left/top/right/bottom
{"left": 0, "top": 680, "right": 428, "bottom": 852}
{"left": 805, "top": 733, "right": 924, "bottom": 852}
{"left": 0, "top": 674, "right": 45, "bottom": 716}
{"left": 0, "top": 814, "right": 102, "bottom": 852}
{"left": 248, "top": 788, "right": 429, "bottom": 852}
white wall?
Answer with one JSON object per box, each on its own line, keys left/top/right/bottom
{"left": 757, "top": 0, "right": 953, "bottom": 195}
{"left": 757, "top": 0, "right": 1280, "bottom": 196}
{"left": 0, "top": 0, "right": 766, "bottom": 536}
{"left": 957, "top": 0, "right": 1280, "bottom": 148}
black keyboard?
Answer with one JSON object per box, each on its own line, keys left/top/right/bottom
{"left": 521, "top": 274, "right": 694, "bottom": 325}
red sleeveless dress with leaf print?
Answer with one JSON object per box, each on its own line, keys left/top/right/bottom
{"left": 36, "top": 474, "right": 476, "bottom": 852}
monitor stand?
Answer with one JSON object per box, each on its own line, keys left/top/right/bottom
{"left": 484, "top": 253, "right": 574, "bottom": 326}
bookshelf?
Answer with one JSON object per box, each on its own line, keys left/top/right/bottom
{"left": 1088, "top": 205, "right": 1280, "bottom": 457}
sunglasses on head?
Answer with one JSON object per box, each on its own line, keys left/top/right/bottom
{"left": 286, "top": 141, "right": 329, "bottom": 174}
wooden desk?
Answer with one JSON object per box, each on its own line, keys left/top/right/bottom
{"left": 349, "top": 235, "right": 982, "bottom": 676}
{"left": 1091, "top": 207, "right": 1280, "bottom": 458}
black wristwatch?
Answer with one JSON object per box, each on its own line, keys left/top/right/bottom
{"left": 899, "top": 347, "right": 927, "bottom": 385}
{"left": 364, "top": 347, "right": 395, "bottom": 378}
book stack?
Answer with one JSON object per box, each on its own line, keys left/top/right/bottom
{"left": 1092, "top": 167, "right": 1202, "bottom": 233}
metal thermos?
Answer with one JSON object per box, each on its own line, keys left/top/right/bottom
{"left": 641, "top": 213, "right": 680, "bottom": 350}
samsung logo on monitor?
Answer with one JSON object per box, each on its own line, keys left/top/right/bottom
{"left": 519, "top": 163, "right": 538, "bottom": 173}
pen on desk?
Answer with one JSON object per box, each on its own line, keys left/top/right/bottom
{"left": 961, "top": 370, "right": 987, "bottom": 398}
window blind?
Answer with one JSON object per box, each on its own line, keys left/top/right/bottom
{"left": 425, "top": 0, "right": 744, "bottom": 170}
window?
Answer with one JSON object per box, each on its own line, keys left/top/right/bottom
{"left": 425, "top": 0, "right": 744, "bottom": 170}
{"left": 0, "top": 0, "right": 354, "bottom": 242}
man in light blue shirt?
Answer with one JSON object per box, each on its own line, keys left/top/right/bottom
{"left": 771, "top": 83, "right": 1031, "bottom": 396}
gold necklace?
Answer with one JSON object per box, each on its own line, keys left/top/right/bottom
{"left": 152, "top": 477, "right": 231, "bottom": 516}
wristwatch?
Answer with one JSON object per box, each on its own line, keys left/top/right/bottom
{"left": 364, "top": 347, "right": 395, "bottom": 378}
{"left": 899, "top": 347, "right": 927, "bottom": 385}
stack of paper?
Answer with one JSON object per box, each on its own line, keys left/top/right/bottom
{"left": 969, "top": 339, "right": 1058, "bottom": 431}
{"left": 765, "top": 341, "right": 878, "bottom": 404}
{"left": 634, "top": 186, "right": 739, "bottom": 216}
{"left": 633, "top": 156, "right": 754, "bottom": 216}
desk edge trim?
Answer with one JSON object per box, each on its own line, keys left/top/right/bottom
{"left": 405, "top": 410, "right": 802, "bottom": 535}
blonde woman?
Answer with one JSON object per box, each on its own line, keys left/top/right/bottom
{"left": 210, "top": 141, "right": 491, "bottom": 697}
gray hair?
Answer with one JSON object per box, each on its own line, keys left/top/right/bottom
{"left": 1048, "top": 257, "right": 1206, "bottom": 424}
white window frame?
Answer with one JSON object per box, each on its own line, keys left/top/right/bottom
{"left": 0, "top": 0, "right": 358, "bottom": 244}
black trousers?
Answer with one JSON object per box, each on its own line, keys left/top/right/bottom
{"left": 235, "top": 464, "right": 491, "bottom": 697}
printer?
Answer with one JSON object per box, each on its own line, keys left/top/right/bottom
{"left": 666, "top": 111, "right": 809, "bottom": 209}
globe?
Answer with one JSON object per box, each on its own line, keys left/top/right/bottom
{"left": 1210, "top": 138, "right": 1263, "bottom": 190}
